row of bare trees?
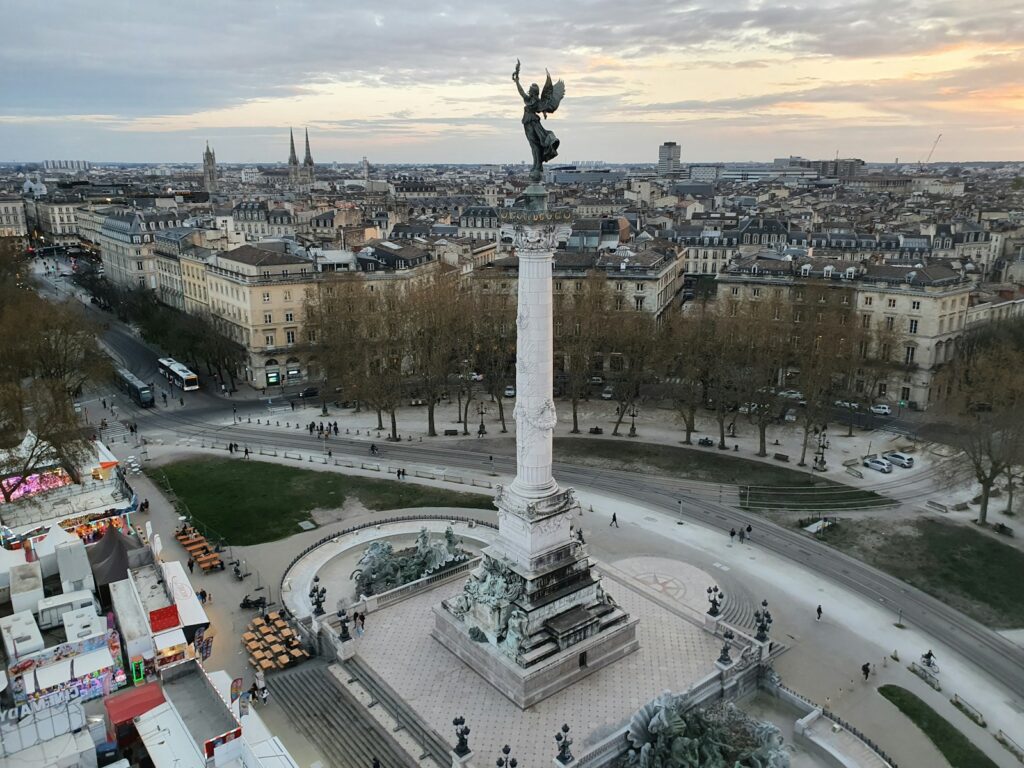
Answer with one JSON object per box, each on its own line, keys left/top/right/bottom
{"left": 1, "top": 239, "right": 108, "bottom": 509}
{"left": 306, "top": 269, "right": 910, "bottom": 454}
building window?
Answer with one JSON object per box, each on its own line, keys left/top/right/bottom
{"left": 284, "top": 290, "right": 292, "bottom": 301}
{"left": 909, "top": 319, "right": 918, "bottom": 334}
{"left": 887, "top": 298, "right": 896, "bottom": 308}
{"left": 863, "top": 296, "right": 873, "bottom": 306}
{"left": 265, "top": 335, "right": 276, "bottom": 347}
{"left": 731, "top": 287, "right": 739, "bottom": 296}
{"left": 752, "top": 287, "right": 760, "bottom": 297}
{"left": 264, "top": 313, "right": 273, "bottom": 324}
{"left": 878, "top": 383, "right": 887, "bottom": 397}
{"left": 263, "top": 292, "right": 271, "bottom": 303}
{"left": 635, "top": 296, "right": 646, "bottom": 311}
{"left": 901, "top": 386, "right": 911, "bottom": 401}
{"left": 904, "top": 346, "right": 916, "bottom": 364}
{"left": 880, "top": 344, "right": 890, "bottom": 359}
{"left": 285, "top": 312, "right": 294, "bottom": 322}
{"left": 286, "top": 330, "right": 296, "bottom": 344}
{"left": 885, "top": 317, "right": 895, "bottom": 330}
{"left": 136, "top": 261, "right": 144, "bottom": 270}
{"left": 912, "top": 300, "right": 921, "bottom": 310}
{"left": 861, "top": 314, "right": 870, "bottom": 328}
{"left": 841, "top": 294, "right": 849, "bottom": 305}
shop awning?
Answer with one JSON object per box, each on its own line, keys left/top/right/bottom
{"left": 35, "top": 658, "right": 73, "bottom": 691}
{"left": 105, "top": 682, "right": 166, "bottom": 726}
{"left": 154, "top": 628, "right": 186, "bottom": 652}
{"left": 71, "top": 647, "right": 113, "bottom": 677}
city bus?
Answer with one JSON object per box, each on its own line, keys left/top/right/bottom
{"left": 114, "top": 367, "right": 154, "bottom": 407}
{"left": 157, "top": 358, "right": 200, "bottom": 391}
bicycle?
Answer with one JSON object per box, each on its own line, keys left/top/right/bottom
{"left": 920, "top": 655, "right": 940, "bottom": 673}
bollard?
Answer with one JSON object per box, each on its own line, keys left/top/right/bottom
{"left": 276, "top": 421, "right": 280, "bottom": 427}
{"left": 247, "top": 417, "right": 251, "bottom": 423}
{"left": 286, "top": 422, "right": 290, "bottom": 428}
{"left": 346, "top": 428, "right": 350, "bottom": 434}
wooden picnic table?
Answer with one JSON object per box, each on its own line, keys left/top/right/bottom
{"left": 179, "top": 535, "right": 205, "bottom": 546}
{"left": 259, "top": 658, "right": 275, "bottom": 671}
{"left": 242, "top": 632, "right": 256, "bottom": 643}
{"left": 277, "top": 655, "right": 290, "bottom": 667}
{"left": 289, "top": 648, "right": 304, "bottom": 660}
{"left": 270, "top": 644, "right": 285, "bottom": 655}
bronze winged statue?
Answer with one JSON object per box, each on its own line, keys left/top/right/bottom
{"left": 513, "top": 59, "right": 565, "bottom": 182}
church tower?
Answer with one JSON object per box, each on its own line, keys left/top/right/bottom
{"left": 287, "top": 128, "right": 300, "bottom": 186}
{"left": 302, "top": 128, "right": 315, "bottom": 185}
{"left": 202, "top": 142, "right": 218, "bottom": 194}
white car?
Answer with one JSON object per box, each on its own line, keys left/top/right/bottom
{"left": 870, "top": 404, "right": 892, "bottom": 416}
{"left": 783, "top": 409, "right": 797, "bottom": 422}
{"left": 834, "top": 399, "right": 860, "bottom": 410}
{"left": 883, "top": 451, "right": 914, "bottom": 468}
{"left": 863, "top": 456, "right": 893, "bottom": 474}
{"left": 503, "top": 385, "right": 516, "bottom": 398}
{"left": 601, "top": 386, "right": 615, "bottom": 400}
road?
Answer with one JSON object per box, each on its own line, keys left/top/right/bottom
{"left": 53, "top": 271, "right": 1024, "bottom": 701}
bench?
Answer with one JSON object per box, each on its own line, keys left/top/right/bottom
{"left": 443, "top": 429, "right": 459, "bottom": 436}
{"left": 925, "top": 500, "right": 949, "bottom": 514}
{"left": 994, "top": 523, "right": 1014, "bottom": 537}
{"left": 589, "top": 427, "right": 604, "bottom": 435}
{"left": 773, "top": 453, "right": 789, "bottom": 462}
{"left": 198, "top": 554, "right": 223, "bottom": 571}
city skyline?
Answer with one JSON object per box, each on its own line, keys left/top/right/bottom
{"left": 2, "top": 0, "right": 1023, "bottom": 164}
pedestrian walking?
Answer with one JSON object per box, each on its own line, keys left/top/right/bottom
{"left": 358, "top": 613, "right": 366, "bottom": 634}
{"left": 207, "top": 590, "right": 213, "bottom": 604}
{"left": 187, "top": 558, "right": 194, "bottom": 574}
{"left": 291, "top": 400, "right": 295, "bottom": 411}
{"left": 179, "top": 396, "right": 184, "bottom": 407}
{"left": 333, "top": 423, "right": 339, "bottom": 435}
{"left": 162, "top": 393, "right": 167, "bottom": 406}
{"left": 372, "top": 758, "right": 381, "bottom": 768}
{"left": 228, "top": 443, "right": 234, "bottom": 454}
{"left": 861, "top": 662, "right": 870, "bottom": 681}
{"left": 260, "top": 687, "right": 269, "bottom": 705}
{"left": 729, "top": 528, "right": 737, "bottom": 542}
{"left": 738, "top": 529, "right": 746, "bottom": 543}
{"left": 746, "top": 524, "right": 752, "bottom": 538}
{"left": 249, "top": 683, "right": 259, "bottom": 703}
{"left": 610, "top": 512, "right": 619, "bottom": 528}
{"left": 102, "top": 398, "right": 107, "bottom": 409}
{"left": 816, "top": 605, "right": 822, "bottom": 622}
{"left": 328, "top": 449, "right": 332, "bottom": 458}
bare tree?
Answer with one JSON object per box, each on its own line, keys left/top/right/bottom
{"left": 940, "top": 331, "right": 1024, "bottom": 524}
{"left": 555, "top": 270, "right": 608, "bottom": 434}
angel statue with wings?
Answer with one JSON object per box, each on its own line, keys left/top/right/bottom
{"left": 513, "top": 59, "right": 565, "bottom": 181}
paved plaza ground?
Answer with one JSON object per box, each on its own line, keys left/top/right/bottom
{"left": 347, "top": 571, "right": 722, "bottom": 768}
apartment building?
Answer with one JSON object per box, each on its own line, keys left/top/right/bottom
{"left": 30, "top": 200, "right": 80, "bottom": 246}
{"left": 99, "top": 210, "right": 184, "bottom": 290}
{"left": 0, "top": 197, "right": 27, "bottom": 242}
{"left": 206, "top": 245, "right": 316, "bottom": 388}
{"left": 717, "top": 256, "right": 973, "bottom": 408}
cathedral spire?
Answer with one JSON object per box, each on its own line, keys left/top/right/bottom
{"left": 303, "top": 127, "right": 314, "bottom": 167}
{"left": 288, "top": 128, "right": 298, "bottom": 165}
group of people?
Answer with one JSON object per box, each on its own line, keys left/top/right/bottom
{"left": 196, "top": 589, "right": 212, "bottom": 604}
{"left": 729, "top": 525, "right": 754, "bottom": 543}
{"left": 227, "top": 443, "right": 250, "bottom": 458}
{"left": 345, "top": 610, "right": 367, "bottom": 636}
{"left": 309, "top": 421, "right": 339, "bottom": 437}
{"left": 248, "top": 670, "right": 270, "bottom": 706}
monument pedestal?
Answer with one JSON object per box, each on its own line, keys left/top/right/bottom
{"left": 433, "top": 195, "right": 639, "bottom": 708}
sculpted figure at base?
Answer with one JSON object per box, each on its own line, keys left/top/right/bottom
{"left": 513, "top": 59, "right": 565, "bottom": 182}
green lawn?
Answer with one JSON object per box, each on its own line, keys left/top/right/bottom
{"left": 878, "top": 685, "right": 997, "bottom": 768}
{"left": 822, "top": 517, "right": 1024, "bottom": 628}
{"left": 148, "top": 459, "right": 493, "bottom": 545}
{"left": 554, "top": 438, "right": 893, "bottom": 511}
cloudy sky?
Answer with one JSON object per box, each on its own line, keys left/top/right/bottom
{"left": 2, "top": 0, "right": 1022, "bottom": 164}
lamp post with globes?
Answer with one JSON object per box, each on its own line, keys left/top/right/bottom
{"left": 628, "top": 404, "right": 639, "bottom": 437}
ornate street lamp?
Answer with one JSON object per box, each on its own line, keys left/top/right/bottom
{"left": 628, "top": 404, "right": 639, "bottom": 437}
{"left": 555, "top": 724, "right": 574, "bottom": 764}
{"left": 754, "top": 599, "right": 773, "bottom": 642}
{"left": 478, "top": 402, "right": 487, "bottom": 436}
{"left": 706, "top": 586, "right": 724, "bottom": 617}
{"left": 496, "top": 744, "right": 517, "bottom": 768}
{"left": 453, "top": 716, "right": 471, "bottom": 757}
{"left": 309, "top": 575, "right": 327, "bottom": 617}
{"left": 337, "top": 606, "right": 351, "bottom": 641}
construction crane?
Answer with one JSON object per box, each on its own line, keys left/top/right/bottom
{"left": 920, "top": 133, "right": 942, "bottom": 168}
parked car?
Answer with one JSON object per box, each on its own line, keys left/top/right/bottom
{"left": 863, "top": 456, "right": 893, "bottom": 474}
{"left": 834, "top": 399, "right": 860, "bottom": 410}
{"left": 589, "top": 376, "right": 604, "bottom": 386}
{"left": 882, "top": 451, "right": 914, "bottom": 468}
{"left": 298, "top": 386, "right": 319, "bottom": 399}
{"left": 465, "top": 372, "right": 484, "bottom": 382}
{"left": 738, "top": 403, "right": 756, "bottom": 414}
{"left": 601, "top": 386, "right": 615, "bottom": 400}
{"left": 870, "top": 404, "right": 892, "bottom": 416}
{"left": 783, "top": 409, "right": 797, "bottom": 422}
{"left": 504, "top": 385, "right": 516, "bottom": 398}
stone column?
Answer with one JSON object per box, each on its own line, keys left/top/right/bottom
{"left": 510, "top": 229, "right": 559, "bottom": 501}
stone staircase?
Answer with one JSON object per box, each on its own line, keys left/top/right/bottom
{"left": 343, "top": 655, "right": 451, "bottom": 768}
{"left": 266, "top": 661, "right": 419, "bottom": 768}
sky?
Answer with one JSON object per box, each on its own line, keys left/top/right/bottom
{"left": 2, "top": 0, "right": 1023, "bottom": 164}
